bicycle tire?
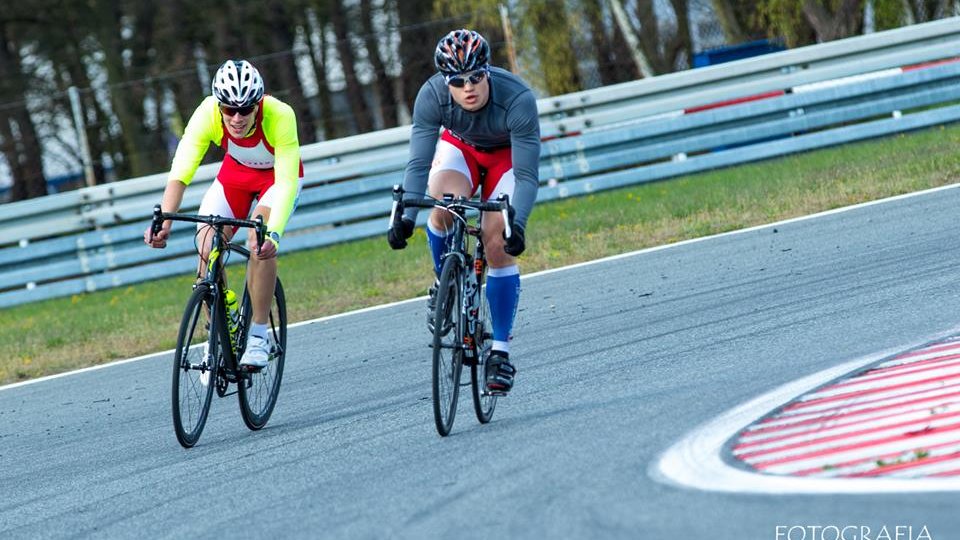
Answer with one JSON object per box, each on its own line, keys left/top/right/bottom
{"left": 432, "top": 256, "right": 465, "bottom": 436}
{"left": 470, "top": 266, "right": 498, "bottom": 424}
{"left": 237, "top": 278, "right": 287, "bottom": 430}
{"left": 172, "top": 284, "right": 219, "bottom": 448}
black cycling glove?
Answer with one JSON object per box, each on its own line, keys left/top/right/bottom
{"left": 388, "top": 217, "right": 416, "bottom": 250}
{"left": 503, "top": 225, "right": 526, "bottom": 257}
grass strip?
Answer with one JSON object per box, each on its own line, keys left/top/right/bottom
{"left": 3, "top": 125, "right": 959, "bottom": 385}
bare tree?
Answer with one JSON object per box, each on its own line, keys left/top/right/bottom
{"left": 636, "top": 0, "right": 693, "bottom": 74}
{"left": 582, "top": 0, "right": 640, "bottom": 85}
{"left": 397, "top": 0, "right": 446, "bottom": 112}
{"left": 259, "top": 0, "right": 319, "bottom": 143}
{"left": 360, "top": 0, "right": 399, "bottom": 128}
{"left": 329, "top": 0, "right": 373, "bottom": 133}
{"left": 0, "top": 24, "right": 46, "bottom": 200}
{"left": 304, "top": 4, "right": 339, "bottom": 139}
{"left": 802, "top": 0, "right": 863, "bottom": 42}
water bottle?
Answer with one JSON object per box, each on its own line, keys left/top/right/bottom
{"left": 224, "top": 289, "right": 240, "bottom": 348}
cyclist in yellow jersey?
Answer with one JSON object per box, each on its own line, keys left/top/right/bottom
{"left": 144, "top": 59, "right": 303, "bottom": 369}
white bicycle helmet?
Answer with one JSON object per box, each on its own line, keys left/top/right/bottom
{"left": 211, "top": 60, "right": 264, "bottom": 108}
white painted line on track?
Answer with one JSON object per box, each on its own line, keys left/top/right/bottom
{"left": 5, "top": 181, "right": 960, "bottom": 394}
{"left": 650, "top": 327, "right": 960, "bottom": 493}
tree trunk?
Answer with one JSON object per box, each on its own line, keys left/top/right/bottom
{"left": 265, "top": 0, "right": 318, "bottom": 143}
{"left": 396, "top": 0, "right": 436, "bottom": 114}
{"left": 526, "top": 0, "right": 582, "bottom": 94}
{"left": 306, "top": 7, "right": 338, "bottom": 140}
{"left": 711, "top": 0, "right": 748, "bottom": 43}
{"left": 330, "top": 0, "right": 373, "bottom": 133}
{"left": 584, "top": 0, "right": 621, "bottom": 85}
{"left": 666, "top": 0, "right": 692, "bottom": 71}
{"left": 0, "top": 28, "right": 46, "bottom": 200}
{"left": 803, "top": 0, "right": 864, "bottom": 42}
{"left": 636, "top": 0, "right": 667, "bottom": 74}
{"left": 360, "top": 0, "right": 399, "bottom": 128}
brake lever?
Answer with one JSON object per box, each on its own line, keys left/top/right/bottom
{"left": 150, "top": 204, "right": 164, "bottom": 241}
{"left": 390, "top": 184, "right": 403, "bottom": 230}
{"left": 255, "top": 216, "right": 265, "bottom": 256}
{"left": 498, "top": 194, "right": 513, "bottom": 240}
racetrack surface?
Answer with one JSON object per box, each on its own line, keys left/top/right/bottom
{"left": 4, "top": 185, "right": 960, "bottom": 538}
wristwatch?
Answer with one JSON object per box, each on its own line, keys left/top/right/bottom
{"left": 268, "top": 231, "right": 280, "bottom": 247}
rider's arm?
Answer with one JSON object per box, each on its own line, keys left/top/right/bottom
{"left": 149, "top": 98, "right": 218, "bottom": 243}
{"left": 168, "top": 96, "right": 220, "bottom": 186}
{"left": 160, "top": 179, "right": 187, "bottom": 214}
{"left": 401, "top": 82, "right": 443, "bottom": 223}
{"left": 260, "top": 96, "right": 300, "bottom": 238}
{"left": 506, "top": 89, "right": 541, "bottom": 230}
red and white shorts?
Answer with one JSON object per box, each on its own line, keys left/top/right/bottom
{"left": 428, "top": 130, "right": 516, "bottom": 201}
{"left": 198, "top": 162, "right": 302, "bottom": 234}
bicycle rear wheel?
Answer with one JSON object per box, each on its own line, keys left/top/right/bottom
{"left": 172, "top": 284, "right": 219, "bottom": 448}
{"left": 433, "top": 257, "right": 465, "bottom": 436}
{"left": 237, "top": 278, "right": 287, "bottom": 430}
{"left": 471, "top": 269, "right": 498, "bottom": 424}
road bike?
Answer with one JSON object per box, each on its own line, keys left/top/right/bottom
{"left": 150, "top": 205, "right": 287, "bottom": 448}
{"left": 390, "top": 187, "right": 514, "bottom": 436}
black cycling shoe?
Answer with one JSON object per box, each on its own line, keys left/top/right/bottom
{"left": 485, "top": 351, "right": 516, "bottom": 394}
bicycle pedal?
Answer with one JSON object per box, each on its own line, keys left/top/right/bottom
{"left": 485, "top": 390, "right": 508, "bottom": 397}
{"left": 239, "top": 364, "right": 264, "bottom": 374}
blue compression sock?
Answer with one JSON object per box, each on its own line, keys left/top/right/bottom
{"left": 486, "top": 265, "right": 520, "bottom": 353}
{"left": 426, "top": 221, "right": 450, "bottom": 277}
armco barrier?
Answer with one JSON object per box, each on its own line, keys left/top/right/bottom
{"left": 1, "top": 18, "right": 960, "bottom": 308}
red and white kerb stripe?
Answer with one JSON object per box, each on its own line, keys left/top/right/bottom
{"left": 733, "top": 338, "right": 960, "bottom": 478}
{"left": 683, "top": 56, "right": 960, "bottom": 115}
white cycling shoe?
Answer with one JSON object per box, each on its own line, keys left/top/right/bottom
{"left": 240, "top": 334, "right": 272, "bottom": 370}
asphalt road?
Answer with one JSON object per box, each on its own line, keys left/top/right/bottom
{"left": 4, "top": 186, "right": 960, "bottom": 539}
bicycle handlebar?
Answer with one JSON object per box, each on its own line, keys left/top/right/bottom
{"left": 390, "top": 185, "right": 514, "bottom": 239}
{"left": 150, "top": 204, "right": 266, "bottom": 254}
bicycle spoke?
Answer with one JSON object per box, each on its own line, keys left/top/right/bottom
{"left": 172, "top": 286, "right": 218, "bottom": 448}
{"left": 238, "top": 278, "right": 286, "bottom": 430}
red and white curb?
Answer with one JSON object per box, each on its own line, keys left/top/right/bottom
{"left": 653, "top": 329, "right": 960, "bottom": 493}
{"left": 734, "top": 338, "right": 960, "bottom": 478}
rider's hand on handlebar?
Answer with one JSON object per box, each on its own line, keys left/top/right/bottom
{"left": 144, "top": 222, "right": 172, "bottom": 248}
{"left": 388, "top": 217, "right": 416, "bottom": 250}
{"left": 251, "top": 231, "right": 279, "bottom": 260}
{"left": 503, "top": 224, "right": 525, "bottom": 257}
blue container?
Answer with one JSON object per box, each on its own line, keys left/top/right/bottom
{"left": 693, "top": 39, "right": 786, "bottom": 68}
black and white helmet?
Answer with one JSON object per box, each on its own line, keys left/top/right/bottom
{"left": 434, "top": 29, "right": 490, "bottom": 76}
{"left": 211, "top": 60, "right": 264, "bottom": 108}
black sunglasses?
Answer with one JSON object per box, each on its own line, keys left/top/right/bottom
{"left": 446, "top": 70, "right": 488, "bottom": 88}
{"left": 220, "top": 104, "right": 256, "bottom": 117}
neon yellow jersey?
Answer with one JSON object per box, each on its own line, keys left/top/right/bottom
{"left": 168, "top": 95, "right": 302, "bottom": 237}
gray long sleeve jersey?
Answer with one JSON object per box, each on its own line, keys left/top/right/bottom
{"left": 401, "top": 66, "right": 540, "bottom": 230}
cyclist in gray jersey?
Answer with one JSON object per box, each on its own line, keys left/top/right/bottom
{"left": 388, "top": 29, "right": 540, "bottom": 394}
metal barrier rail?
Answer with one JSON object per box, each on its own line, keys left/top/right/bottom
{"left": 1, "top": 18, "right": 959, "bottom": 308}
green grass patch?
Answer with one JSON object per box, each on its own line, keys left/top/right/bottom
{"left": 3, "top": 124, "right": 960, "bottom": 385}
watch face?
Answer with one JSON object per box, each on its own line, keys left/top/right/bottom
{"left": 269, "top": 232, "right": 280, "bottom": 242}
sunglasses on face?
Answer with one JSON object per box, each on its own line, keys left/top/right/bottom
{"left": 446, "top": 69, "right": 488, "bottom": 88}
{"left": 220, "top": 104, "right": 256, "bottom": 117}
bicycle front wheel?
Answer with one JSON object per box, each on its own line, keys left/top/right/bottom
{"left": 433, "top": 257, "right": 465, "bottom": 436}
{"left": 238, "top": 277, "right": 287, "bottom": 430}
{"left": 172, "top": 284, "right": 219, "bottom": 448}
{"left": 471, "top": 271, "right": 497, "bottom": 424}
